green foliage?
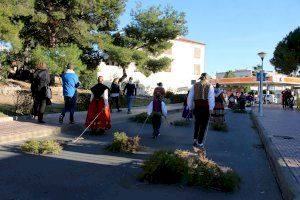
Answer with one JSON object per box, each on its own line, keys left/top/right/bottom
{"left": 131, "top": 112, "right": 152, "bottom": 124}
{"left": 139, "top": 150, "right": 240, "bottom": 192}
{"left": 211, "top": 122, "right": 228, "bottom": 132}
{"left": 270, "top": 27, "right": 300, "bottom": 75}
{"left": 232, "top": 109, "right": 247, "bottom": 113}
{"left": 79, "top": 70, "right": 98, "bottom": 89}
{"left": 171, "top": 120, "right": 190, "bottom": 127}
{"left": 0, "top": 65, "right": 9, "bottom": 83}
{"left": 14, "top": 90, "right": 32, "bottom": 115}
{"left": 224, "top": 70, "right": 236, "bottom": 78}
{"left": 21, "top": 139, "right": 40, "bottom": 154}
{"left": 39, "top": 140, "right": 63, "bottom": 155}
{"left": 21, "top": 139, "right": 62, "bottom": 155}
{"left": 106, "top": 132, "right": 141, "bottom": 153}
{"left": 77, "top": 92, "right": 91, "bottom": 111}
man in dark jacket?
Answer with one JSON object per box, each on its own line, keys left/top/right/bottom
{"left": 123, "top": 77, "right": 136, "bottom": 114}
{"left": 31, "top": 62, "right": 51, "bottom": 123}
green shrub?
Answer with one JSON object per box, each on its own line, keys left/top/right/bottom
{"left": 131, "top": 112, "right": 152, "bottom": 124}
{"left": 21, "top": 139, "right": 62, "bottom": 155}
{"left": 21, "top": 139, "right": 40, "bottom": 154}
{"left": 77, "top": 92, "right": 91, "bottom": 111}
{"left": 80, "top": 70, "right": 97, "bottom": 90}
{"left": 106, "top": 132, "right": 141, "bottom": 153}
{"left": 14, "top": 90, "right": 33, "bottom": 115}
{"left": 39, "top": 140, "right": 63, "bottom": 155}
{"left": 139, "top": 150, "right": 240, "bottom": 192}
{"left": 211, "top": 122, "right": 228, "bottom": 132}
{"left": 232, "top": 109, "right": 247, "bottom": 113}
{"left": 171, "top": 119, "right": 190, "bottom": 127}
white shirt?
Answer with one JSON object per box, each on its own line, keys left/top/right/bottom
{"left": 187, "top": 84, "right": 215, "bottom": 110}
{"left": 147, "top": 101, "right": 168, "bottom": 116}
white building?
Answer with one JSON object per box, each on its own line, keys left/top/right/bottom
{"left": 98, "top": 37, "right": 205, "bottom": 94}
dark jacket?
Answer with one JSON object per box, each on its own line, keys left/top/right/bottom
{"left": 124, "top": 83, "right": 136, "bottom": 96}
{"left": 31, "top": 69, "right": 51, "bottom": 99}
{"left": 110, "top": 83, "right": 120, "bottom": 94}
{"left": 91, "top": 83, "right": 109, "bottom": 100}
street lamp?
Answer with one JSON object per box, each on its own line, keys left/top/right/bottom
{"left": 258, "top": 52, "right": 266, "bottom": 117}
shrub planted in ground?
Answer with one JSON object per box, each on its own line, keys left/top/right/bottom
{"left": 232, "top": 109, "right": 247, "bottom": 113}
{"left": 131, "top": 112, "right": 152, "bottom": 123}
{"left": 21, "top": 139, "right": 62, "bottom": 155}
{"left": 139, "top": 149, "right": 240, "bottom": 192}
{"left": 171, "top": 119, "right": 191, "bottom": 127}
{"left": 211, "top": 122, "right": 228, "bottom": 132}
{"left": 106, "top": 132, "right": 141, "bottom": 153}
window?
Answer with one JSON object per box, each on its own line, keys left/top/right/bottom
{"left": 194, "top": 64, "right": 201, "bottom": 75}
{"left": 194, "top": 48, "right": 201, "bottom": 58}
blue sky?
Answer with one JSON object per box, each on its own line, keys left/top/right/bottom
{"left": 118, "top": 0, "right": 300, "bottom": 76}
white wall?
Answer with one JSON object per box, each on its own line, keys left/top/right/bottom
{"left": 98, "top": 39, "right": 205, "bottom": 94}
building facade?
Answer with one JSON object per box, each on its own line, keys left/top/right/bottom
{"left": 98, "top": 37, "right": 205, "bottom": 94}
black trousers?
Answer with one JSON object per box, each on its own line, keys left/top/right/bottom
{"left": 152, "top": 114, "right": 161, "bottom": 136}
{"left": 193, "top": 105, "right": 210, "bottom": 144}
{"left": 32, "top": 98, "right": 46, "bottom": 121}
{"left": 111, "top": 96, "right": 120, "bottom": 110}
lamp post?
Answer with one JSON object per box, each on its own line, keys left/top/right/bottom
{"left": 258, "top": 52, "right": 266, "bottom": 117}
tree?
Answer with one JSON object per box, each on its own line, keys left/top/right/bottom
{"left": 270, "top": 27, "right": 300, "bottom": 75}
{"left": 100, "top": 5, "right": 187, "bottom": 77}
{"left": 0, "top": 0, "right": 126, "bottom": 74}
{"left": 224, "top": 70, "right": 236, "bottom": 78}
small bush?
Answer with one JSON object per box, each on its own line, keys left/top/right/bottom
{"left": 77, "top": 92, "right": 91, "bottom": 111}
{"left": 211, "top": 122, "right": 228, "bottom": 132}
{"left": 232, "top": 109, "right": 247, "bottom": 113}
{"left": 106, "top": 132, "right": 141, "bottom": 153}
{"left": 14, "top": 90, "right": 33, "bottom": 115}
{"left": 139, "top": 150, "right": 240, "bottom": 192}
{"left": 131, "top": 112, "right": 152, "bottom": 124}
{"left": 21, "top": 140, "right": 40, "bottom": 154}
{"left": 39, "top": 140, "right": 63, "bottom": 155}
{"left": 21, "top": 139, "right": 62, "bottom": 155}
{"left": 171, "top": 119, "right": 190, "bottom": 127}
{"left": 80, "top": 70, "right": 97, "bottom": 90}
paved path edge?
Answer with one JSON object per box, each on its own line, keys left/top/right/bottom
{"left": 251, "top": 111, "right": 300, "bottom": 200}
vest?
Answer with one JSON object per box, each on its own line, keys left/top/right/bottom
{"left": 152, "top": 99, "right": 162, "bottom": 115}
{"left": 194, "top": 82, "right": 210, "bottom": 100}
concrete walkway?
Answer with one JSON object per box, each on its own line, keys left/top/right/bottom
{"left": 0, "top": 104, "right": 182, "bottom": 144}
{"left": 252, "top": 106, "right": 300, "bottom": 200}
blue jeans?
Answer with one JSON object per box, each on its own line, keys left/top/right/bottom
{"left": 126, "top": 96, "right": 134, "bottom": 112}
{"left": 61, "top": 95, "right": 77, "bottom": 121}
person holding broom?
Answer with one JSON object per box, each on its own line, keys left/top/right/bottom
{"left": 85, "top": 76, "right": 111, "bottom": 135}
{"left": 187, "top": 73, "right": 215, "bottom": 148}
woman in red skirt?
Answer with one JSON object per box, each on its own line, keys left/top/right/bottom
{"left": 85, "top": 76, "right": 111, "bottom": 134}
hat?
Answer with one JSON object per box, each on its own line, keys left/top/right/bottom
{"left": 157, "top": 82, "right": 163, "bottom": 86}
{"left": 199, "top": 72, "right": 208, "bottom": 80}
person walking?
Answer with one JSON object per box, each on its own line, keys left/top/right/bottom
{"left": 59, "top": 63, "right": 80, "bottom": 124}
{"left": 211, "top": 83, "right": 225, "bottom": 122}
{"left": 187, "top": 73, "right": 215, "bottom": 148}
{"left": 110, "top": 78, "right": 122, "bottom": 112}
{"left": 30, "top": 62, "right": 51, "bottom": 123}
{"left": 147, "top": 97, "right": 167, "bottom": 139}
{"left": 182, "top": 91, "right": 192, "bottom": 120}
{"left": 153, "top": 82, "right": 166, "bottom": 101}
{"left": 123, "top": 77, "right": 136, "bottom": 114}
{"left": 85, "top": 76, "right": 111, "bottom": 134}
{"left": 238, "top": 92, "right": 246, "bottom": 110}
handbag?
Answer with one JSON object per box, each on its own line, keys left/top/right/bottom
{"left": 46, "top": 85, "right": 52, "bottom": 99}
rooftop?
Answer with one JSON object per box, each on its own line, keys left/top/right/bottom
{"left": 174, "top": 37, "right": 206, "bottom": 46}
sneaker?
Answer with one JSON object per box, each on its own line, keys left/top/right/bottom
{"left": 127, "top": 111, "right": 132, "bottom": 114}
{"left": 117, "top": 109, "right": 122, "bottom": 112}
{"left": 193, "top": 141, "right": 198, "bottom": 147}
{"left": 38, "top": 120, "right": 46, "bottom": 124}
{"left": 59, "top": 115, "right": 64, "bottom": 124}
{"left": 69, "top": 121, "right": 75, "bottom": 124}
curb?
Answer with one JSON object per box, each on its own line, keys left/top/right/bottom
{"left": 0, "top": 126, "right": 61, "bottom": 145}
{"left": 0, "top": 116, "right": 14, "bottom": 123}
{"left": 251, "top": 111, "right": 300, "bottom": 200}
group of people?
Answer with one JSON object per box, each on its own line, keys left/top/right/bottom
{"left": 30, "top": 62, "right": 227, "bottom": 149}
{"left": 228, "top": 92, "right": 247, "bottom": 110}
{"left": 281, "top": 89, "right": 294, "bottom": 109}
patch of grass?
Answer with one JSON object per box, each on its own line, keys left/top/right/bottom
{"left": 106, "top": 132, "right": 141, "bottom": 153}
{"left": 139, "top": 150, "right": 240, "bottom": 192}
{"left": 130, "top": 112, "right": 152, "bottom": 124}
{"left": 21, "top": 139, "right": 62, "bottom": 155}
{"left": 171, "top": 119, "right": 191, "bottom": 127}
{"left": 232, "top": 109, "right": 247, "bottom": 113}
{"left": 211, "top": 122, "right": 228, "bottom": 132}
